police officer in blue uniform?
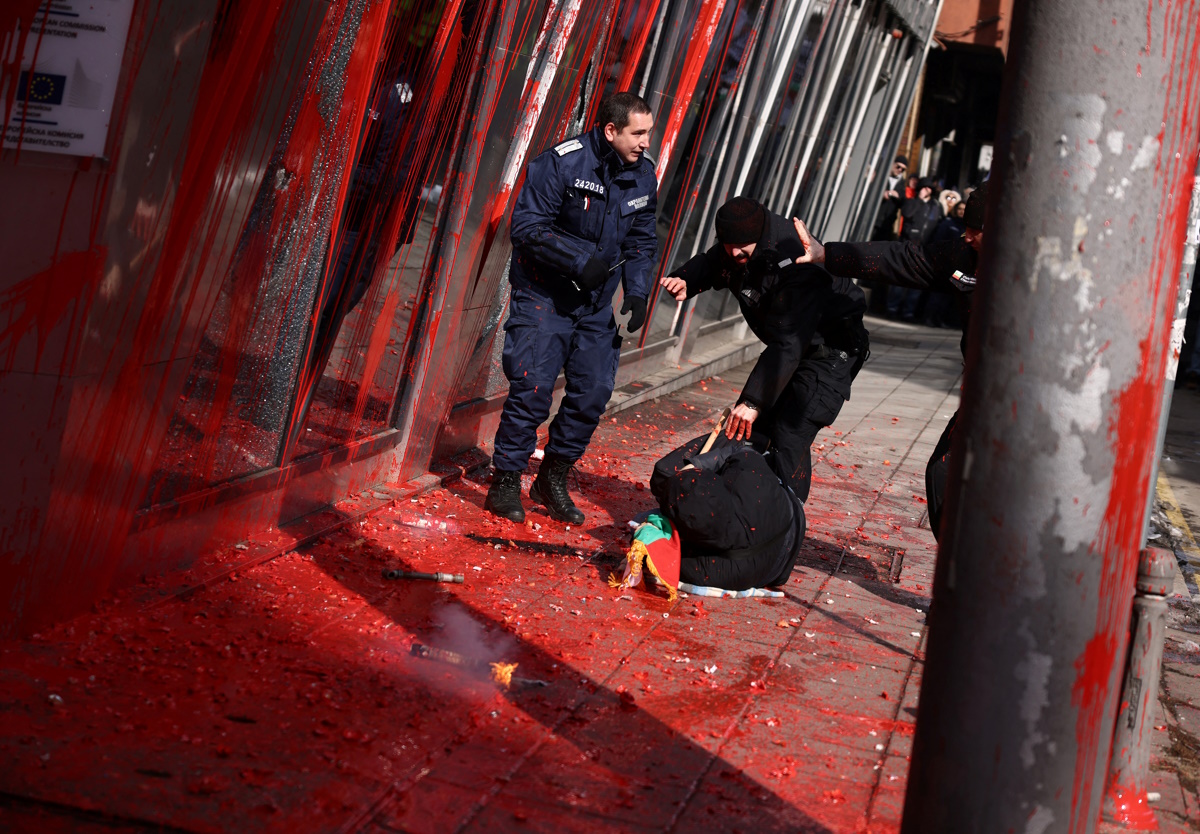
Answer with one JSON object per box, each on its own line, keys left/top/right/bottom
{"left": 486, "top": 93, "right": 659, "bottom": 524}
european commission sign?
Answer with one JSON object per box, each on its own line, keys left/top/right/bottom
{"left": 3, "top": 0, "right": 136, "bottom": 157}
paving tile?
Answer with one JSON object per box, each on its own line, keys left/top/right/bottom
{"left": 465, "top": 791, "right": 663, "bottom": 833}
{"left": 374, "top": 777, "right": 486, "bottom": 833}
{"left": 675, "top": 761, "right": 859, "bottom": 834}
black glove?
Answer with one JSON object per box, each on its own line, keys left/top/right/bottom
{"left": 683, "top": 442, "right": 740, "bottom": 472}
{"left": 621, "top": 295, "right": 647, "bottom": 332}
{"left": 574, "top": 257, "right": 610, "bottom": 293}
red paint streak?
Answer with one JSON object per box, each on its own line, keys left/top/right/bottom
{"left": 615, "top": 0, "right": 663, "bottom": 93}
{"left": 654, "top": 0, "right": 728, "bottom": 179}
{"left": 470, "top": 0, "right": 582, "bottom": 286}
{"left": 653, "top": 0, "right": 746, "bottom": 344}
{"left": 0, "top": 246, "right": 105, "bottom": 372}
{"left": 1070, "top": 4, "right": 1200, "bottom": 828}
{"left": 4, "top": 0, "right": 343, "bottom": 632}
{"left": 404, "top": 0, "right": 515, "bottom": 373}
{"left": 1145, "top": 0, "right": 1153, "bottom": 55}
{"left": 351, "top": 284, "right": 402, "bottom": 425}
{"left": 282, "top": 1, "right": 403, "bottom": 451}
{"left": 1105, "top": 784, "right": 1159, "bottom": 829}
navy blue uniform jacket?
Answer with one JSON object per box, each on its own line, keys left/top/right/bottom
{"left": 509, "top": 127, "right": 659, "bottom": 308}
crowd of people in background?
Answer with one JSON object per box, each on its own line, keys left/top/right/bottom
{"left": 869, "top": 154, "right": 976, "bottom": 330}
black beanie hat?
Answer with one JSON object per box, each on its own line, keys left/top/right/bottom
{"left": 715, "top": 197, "right": 766, "bottom": 245}
{"left": 894, "top": 154, "right": 908, "bottom": 166}
{"left": 962, "top": 179, "right": 989, "bottom": 230}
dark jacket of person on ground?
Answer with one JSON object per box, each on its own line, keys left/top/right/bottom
{"left": 650, "top": 433, "right": 805, "bottom": 590}
{"left": 790, "top": 181, "right": 989, "bottom": 540}
{"left": 661, "top": 198, "right": 868, "bottom": 502}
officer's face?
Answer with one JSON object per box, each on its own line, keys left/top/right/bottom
{"left": 723, "top": 242, "right": 756, "bottom": 264}
{"left": 964, "top": 227, "right": 984, "bottom": 252}
{"left": 605, "top": 112, "right": 655, "bottom": 164}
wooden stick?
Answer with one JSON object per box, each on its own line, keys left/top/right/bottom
{"left": 700, "top": 407, "right": 732, "bottom": 454}
{"left": 681, "top": 407, "right": 732, "bottom": 471}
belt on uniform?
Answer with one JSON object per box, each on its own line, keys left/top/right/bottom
{"left": 808, "top": 345, "right": 852, "bottom": 361}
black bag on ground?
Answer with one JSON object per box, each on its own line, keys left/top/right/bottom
{"left": 650, "top": 433, "right": 805, "bottom": 590}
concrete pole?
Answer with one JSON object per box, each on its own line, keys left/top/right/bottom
{"left": 901, "top": 3, "right": 1200, "bottom": 833}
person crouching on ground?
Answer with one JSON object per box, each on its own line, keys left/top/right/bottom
{"left": 649, "top": 431, "right": 804, "bottom": 591}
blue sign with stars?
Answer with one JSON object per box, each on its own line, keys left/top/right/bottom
{"left": 16, "top": 72, "right": 67, "bottom": 106}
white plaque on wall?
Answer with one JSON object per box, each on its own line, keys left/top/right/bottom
{"left": 3, "top": 0, "right": 137, "bottom": 157}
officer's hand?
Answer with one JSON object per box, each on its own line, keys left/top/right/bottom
{"left": 725, "top": 402, "right": 758, "bottom": 441}
{"left": 660, "top": 275, "right": 688, "bottom": 301}
{"left": 792, "top": 219, "right": 825, "bottom": 265}
{"left": 621, "top": 295, "right": 648, "bottom": 333}
{"left": 576, "top": 257, "right": 610, "bottom": 292}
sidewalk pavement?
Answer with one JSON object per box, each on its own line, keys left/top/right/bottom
{"left": 0, "top": 317, "right": 1193, "bottom": 833}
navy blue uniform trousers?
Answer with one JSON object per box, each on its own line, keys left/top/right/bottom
{"left": 492, "top": 287, "right": 621, "bottom": 472}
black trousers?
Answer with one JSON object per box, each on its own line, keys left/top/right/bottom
{"left": 925, "top": 411, "right": 956, "bottom": 541}
{"left": 758, "top": 351, "right": 856, "bottom": 502}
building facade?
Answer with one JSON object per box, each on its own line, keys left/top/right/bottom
{"left": 1, "top": 0, "right": 941, "bottom": 635}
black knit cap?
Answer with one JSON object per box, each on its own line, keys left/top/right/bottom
{"left": 715, "top": 197, "right": 766, "bottom": 245}
{"left": 962, "top": 179, "right": 989, "bottom": 230}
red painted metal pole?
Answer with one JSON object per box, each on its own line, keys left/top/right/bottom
{"left": 901, "top": 1, "right": 1200, "bottom": 832}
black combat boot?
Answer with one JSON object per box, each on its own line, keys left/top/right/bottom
{"left": 485, "top": 470, "right": 525, "bottom": 522}
{"left": 529, "top": 454, "right": 585, "bottom": 524}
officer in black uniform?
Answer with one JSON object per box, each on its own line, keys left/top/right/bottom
{"left": 791, "top": 181, "right": 988, "bottom": 541}
{"left": 486, "top": 93, "right": 659, "bottom": 525}
{"left": 661, "top": 197, "right": 869, "bottom": 503}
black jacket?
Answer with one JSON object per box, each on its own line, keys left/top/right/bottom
{"left": 650, "top": 433, "right": 803, "bottom": 588}
{"left": 872, "top": 177, "right": 906, "bottom": 238}
{"left": 900, "top": 197, "right": 943, "bottom": 245}
{"left": 671, "top": 210, "right": 867, "bottom": 410}
{"left": 825, "top": 237, "right": 977, "bottom": 355}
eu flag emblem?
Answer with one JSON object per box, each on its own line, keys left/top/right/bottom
{"left": 17, "top": 71, "right": 67, "bottom": 106}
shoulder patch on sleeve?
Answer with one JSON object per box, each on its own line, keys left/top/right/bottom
{"left": 778, "top": 258, "right": 794, "bottom": 269}
{"left": 553, "top": 139, "right": 584, "bottom": 156}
